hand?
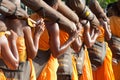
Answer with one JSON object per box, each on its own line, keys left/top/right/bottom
{"left": 34, "top": 18, "right": 45, "bottom": 35}
{"left": 76, "top": 22, "right": 83, "bottom": 31}
{"left": 70, "top": 28, "right": 81, "bottom": 40}
{"left": 99, "top": 18, "right": 109, "bottom": 28}
{"left": 15, "top": 7, "right": 29, "bottom": 19}
{"left": 99, "top": 18, "right": 111, "bottom": 33}
{"left": 68, "top": 22, "right": 78, "bottom": 36}
{"left": 94, "top": 27, "right": 100, "bottom": 34}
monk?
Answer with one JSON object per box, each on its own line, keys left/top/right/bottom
{"left": 65, "top": 0, "right": 100, "bottom": 79}
{"left": 30, "top": 1, "right": 81, "bottom": 80}
{"left": 0, "top": 20, "right": 19, "bottom": 80}
{"left": 1, "top": 0, "right": 45, "bottom": 80}
{"left": 107, "top": 1, "right": 120, "bottom": 80}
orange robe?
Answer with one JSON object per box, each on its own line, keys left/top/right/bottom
{"left": 38, "top": 26, "right": 59, "bottom": 80}
{"left": 71, "top": 55, "right": 79, "bottom": 80}
{"left": 17, "top": 37, "right": 36, "bottom": 80}
{"left": 112, "top": 63, "right": 120, "bottom": 80}
{"left": 79, "top": 48, "right": 93, "bottom": 80}
{"left": 30, "top": 13, "right": 59, "bottom": 80}
{"left": 37, "top": 30, "right": 69, "bottom": 80}
{"left": 92, "top": 27, "right": 115, "bottom": 80}
{"left": 110, "top": 16, "right": 120, "bottom": 37}
{"left": 110, "top": 16, "right": 120, "bottom": 80}
{"left": 0, "top": 70, "right": 6, "bottom": 80}
{"left": 37, "top": 55, "right": 59, "bottom": 80}
{"left": 71, "top": 28, "right": 93, "bottom": 80}
{"left": 0, "top": 32, "right": 6, "bottom": 80}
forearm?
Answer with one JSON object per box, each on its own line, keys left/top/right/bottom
{"left": 58, "top": 0, "right": 79, "bottom": 23}
{"left": 71, "top": 37, "right": 82, "bottom": 52}
{"left": 84, "top": 32, "right": 93, "bottom": 48}
{"left": 91, "top": 33, "right": 99, "bottom": 42}
{"left": 52, "top": 36, "right": 76, "bottom": 58}
{"left": 23, "top": 27, "right": 38, "bottom": 59}
{"left": 9, "top": 40, "right": 19, "bottom": 61}
{"left": 84, "top": 30, "right": 98, "bottom": 48}
{"left": 103, "top": 25, "right": 111, "bottom": 40}
{"left": 33, "top": 33, "right": 41, "bottom": 52}
{"left": 0, "top": 0, "right": 16, "bottom": 15}
{"left": 25, "top": 39, "right": 37, "bottom": 59}
{"left": 66, "top": 0, "right": 100, "bottom": 28}
{"left": 89, "top": 0, "right": 107, "bottom": 21}
{"left": 79, "top": 6, "right": 100, "bottom": 28}
{"left": 21, "top": 0, "right": 77, "bottom": 32}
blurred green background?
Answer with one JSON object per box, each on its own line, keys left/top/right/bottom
{"left": 91, "top": 0, "right": 117, "bottom": 8}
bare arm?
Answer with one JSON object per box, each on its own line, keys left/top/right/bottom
{"left": 0, "top": 0, "right": 28, "bottom": 19}
{"left": 65, "top": 0, "right": 100, "bottom": 29}
{"left": 46, "top": 22, "right": 79, "bottom": 58}
{"left": 81, "top": 20, "right": 99, "bottom": 48}
{"left": 1, "top": 33, "right": 19, "bottom": 70}
{"left": 21, "top": 0, "right": 77, "bottom": 33}
{"left": 23, "top": 20, "right": 45, "bottom": 59}
{"left": 58, "top": 0, "right": 79, "bottom": 24}
{"left": 71, "top": 36, "right": 82, "bottom": 52}
{"left": 71, "top": 22, "right": 83, "bottom": 52}
{"left": 89, "top": 0, "right": 109, "bottom": 22}
{"left": 99, "top": 19, "right": 111, "bottom": 41}
{"left": 0, "top": 0, "right": 17, "bottom": 15}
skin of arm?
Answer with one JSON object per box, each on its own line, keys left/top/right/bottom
{"left": 81, "top": 20, "right": 99, "bottom": 48}
{"left": 99, "top": 19, "right": 111, "bottom": 41}
{"left": 89, "top": 0, "right": 108, "bottom": 21}
{"left": 23, "top": 20, "right": 45, "bottom": 59}
{"left": 21, "top": 0, "right": 77, "bottom": 33}
{"left": 65, "top": 0, "right": 100, "bottom": 29}
{"left": 71, "top": 22, "right": 83, "bottom": 52}
{"left": 57, "top": 0, "right": 79, "bottom": 24}
{"left": 89, "top": 0, "right": 111, "bottom": 40}
{"left": 71, "top": 36, "right": 82, "bottom": 53}
{"left": 46, "top": 22, "right": 79, "bottom": 58}
{"left": 0, "top": 0, "right": 29, "bottom": 19}
{"left": 0, "top": 0, "right": 17, "bottom": 15}
{"left": 1, "top": 34, "right": 19, "bottom": 70}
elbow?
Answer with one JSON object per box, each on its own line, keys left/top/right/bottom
{"left": 28, "top": 49, "right": 38, "bottom": 59}
{"left": 105, "top": 34, "right": 111, "bottom": 41}
{"left": 86, "top": 44, "right": 92, "bottom": 48}
{"left": 86, "top": 42, "right": 93, "bottom": 48}
{"left": 10, "top": 62, "right": 19, "bottom": 70}
{"left": 51, "top": 49, "right": 61, "bottom": 58}
{"left": 29, "top": 52, "right": 37, "bottom": 59}
{"left": 106, "top": 34, "right": 112, "bottom": 41}
{"left": 75, "top": 48, "right": 81, "bottom": 53}
{"left": 52, "top": 52, "right": 59, "bottom": 58}
{"left": 14, "top": 62, "right": 19, "bottom": 70}
{"left": 72, "top": 46, "right": 81, "bottom": 53}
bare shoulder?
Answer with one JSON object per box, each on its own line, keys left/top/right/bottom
{"left": 0, "top": 35, "right": 8, "bottom": 49}
{"left": 46, "top": 22, "right": 59, "bottom": 30}
{"left": 23, "top": 26, "right": 31, "bottom": 32}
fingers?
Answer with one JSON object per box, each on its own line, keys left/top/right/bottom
{"left": 15, "top": 7, "right": 29, "bottom": 19}
{"left": 35, "top": 19, "right": 45, "bottom": 34}
{"left": 5, "top": 31, "right": 11, "bottom": 35}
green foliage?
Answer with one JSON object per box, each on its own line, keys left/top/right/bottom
{"left": 96, "top": 0, "right": 117, "bottom": 8}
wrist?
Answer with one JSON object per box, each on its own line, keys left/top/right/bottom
{"left": 69, "top": 22, "right": 77, "bottom": 33}
{"left": 34, "top": 33, "right": 41, "bottom": 39}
